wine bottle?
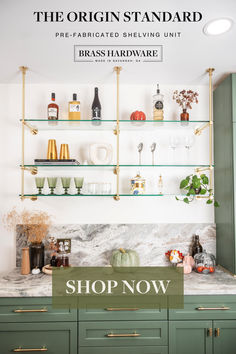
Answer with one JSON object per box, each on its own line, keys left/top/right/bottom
{"left": 48, "top": 93, "right": 59, "bottom": 121}
{"left": 92, "top": 87, "right": 101, "bottom": 121}
{"left": 191, "top": 235, "right": 203, "bottom": 257}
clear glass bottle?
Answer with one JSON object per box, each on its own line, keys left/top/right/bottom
{"left": 68, "top": 93, "right": 81, "bottom": 120}
{"left": 153, "top": 84, "right": 164, "bottom": 120}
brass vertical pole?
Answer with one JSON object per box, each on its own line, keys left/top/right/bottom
{"left": 19, "top": 66, "right": 28, "bottom": 200}
{"left": 114, "top": 66, "right": 122, "bottom": 201}
{"left": 207, "top": 68, "right": 215, "bottom": 190}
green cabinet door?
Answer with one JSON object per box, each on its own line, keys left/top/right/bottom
{"left": 214, "top": 320, "right": 236, "bottom": 354}
{"left": 79, "top": 346, "right": 168, "bottom": 354}
{"left": 169, "top": 321, "right": 212, "bottom": 354}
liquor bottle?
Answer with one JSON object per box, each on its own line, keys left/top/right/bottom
{"left": 158, "top": 175, "right": 163, "bottom": 194}
{"left": 92, "top": 87, "right": 101, "bottom": 121}
{"left": 153, "top": 84, "right": 164, "bottom": 120}
{"left": 68, "top": 93, "right": 81, "bottom": 120}
{"left": 191, "top": 235, "right": 203, "bottom": 257}
{"left": 48, "top": 93, "right": 59, "bottom": 121}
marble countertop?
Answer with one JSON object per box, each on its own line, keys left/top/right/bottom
{"left": 0, "top": 267, "right": 236, "bottom": 297}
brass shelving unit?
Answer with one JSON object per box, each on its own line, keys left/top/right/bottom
{"left": 19, "top": 66, "right": 214, "bottom": 201}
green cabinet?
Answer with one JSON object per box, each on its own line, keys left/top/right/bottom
{"left": 213, "top": 320, "right": 236, "bottom": 354}
{"left": 169, "top": 321, "right": 212, "bottom": 354}
{"left": 214, "top": 73, "right": 236, "bottom": 274}
{"left": 79, "top": 347, "right": 168, "bottom": 354}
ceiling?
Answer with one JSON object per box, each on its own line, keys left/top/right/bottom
{"left": 0, "top": 0, "right": 236, "bottom": 85}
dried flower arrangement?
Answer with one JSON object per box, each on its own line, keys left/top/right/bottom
{"left": 173, "top": 90, "right": 199, "bottom": 110}
{"left": 3, "top": 208, "right": 52, "bottom": 243}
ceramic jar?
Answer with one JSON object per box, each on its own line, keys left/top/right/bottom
{"left": 131, "top": 173, "right": 145, "bottom": 195}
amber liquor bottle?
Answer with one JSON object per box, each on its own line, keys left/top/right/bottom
{"left": 48, "top": 93, "right": 59, "bottom": 121}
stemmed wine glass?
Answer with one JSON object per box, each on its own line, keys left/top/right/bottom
{"left": 74, "top": 177, "right": 84, "bottom": 195}
{"left": 61, "top": 177, "right": 71, "bottom": 195}
{"left": 184, "top": 135, "right": 195, "bottom": 162}
{"left": 47, "top": 177, "right": 57, "bottom": 195}
{"left": 169, "top": 135, "right": 180, "bottom": 162}
{"left": 35, "top": 177, "right": 45, "bottom": 195}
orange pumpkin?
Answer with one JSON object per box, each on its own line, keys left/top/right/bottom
{"left": 130, "top": 111, "right": 146, "bottom": 121}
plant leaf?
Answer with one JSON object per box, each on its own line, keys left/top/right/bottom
{"left": 183, "top": 197, "right": 190, "bottom": 204}
{"left": 207, "top": 199, "right": 213, "bottom": 204}
{"left": 200, "top": 189, "right": 207, "bottom": 195}
{"left": 214, "top": 201, "right": 220, "bottom": 207}
{"left": 175, "top": 196, "right": 179, "bottom": 201}
{"left": 180, "top": 179, "right": 189, "bottom": 189}
{"left": 201, "top": 175, "right": 209, "bottom": 184}
{"left": 189, "top": 188, "right": 196, "bottom": 195}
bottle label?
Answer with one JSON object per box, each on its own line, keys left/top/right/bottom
{"left": 92, "top": 107, "right": 101, "bottom": 119}
{"left": 155, "top": 101, "right": 163, "bottom": 110}
{"left": 48, "top": 107, "right": 57, "bottom": 118}
{"left": 69, "top": 103, "right": 80, "bottom": 112}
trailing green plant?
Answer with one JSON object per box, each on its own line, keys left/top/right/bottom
{"left": 175, "top": 174, "right": 219, "bottom": 207}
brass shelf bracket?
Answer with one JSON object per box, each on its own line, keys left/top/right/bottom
{"left": 194, "top": 122, "right": 210, "bottom": 136}
{"left": 195, "top": 166, "right": 213, "bottom": 173}
{"left": 20, "top": 195, "right": 38, "bottom": 201}
{"left": 114, "top": 66, "right": 122, "bottom": 201}
{"left": 21, "top": 166, "right": 38, "bottom": 175}
{"left": 23, "top": 121, "right": 38, "bottom": 135}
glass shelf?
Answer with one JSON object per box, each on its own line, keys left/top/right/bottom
{"left": 23, "top": 164, "right": 213, "bottom": 169}
{"left": 21, "top": 193, "right": 178, "bottom": 197}
{"left": 21, "top": 119, "right": 210, "bottom": 131}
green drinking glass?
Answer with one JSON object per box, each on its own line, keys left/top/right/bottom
{"left": 61, "top": 177, "right": 71, "bottom": 195}
{"left": 74, "top": 177, "right": 84, "bottom": 195}
{"left": 35, "top": 177, "right": 45, "bottom": 195}
{"left": 47, "top": 177, "right": 57, "bottom": 195}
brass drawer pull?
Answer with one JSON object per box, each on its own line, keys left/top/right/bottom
{"left": 13, "top": 346, "right": 47, "bottom": 352}
{"left": 208, "top": 328, "right": 213, "bottom": 337}
{"left": 105, "top": 308, "right": 140, "bottom": 311}
{"left": 196, "top": 306, "right": 230, "bottom": 311}
{"left": 215, "top": 328, "right": 220, "bottom": 337}
{"left": 14, "top": 308, "right": 48, "bottom": 313}
{"left": 106, "top": 332, "right": 141, "bottom": 337}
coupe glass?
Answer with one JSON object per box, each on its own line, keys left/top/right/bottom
{"left": 35, "top": 177, "right": 45, "bottom": 195}
{"left": 47, "top": 177, "right": 57, "bottom": 195}
{"left": 61, "top": 177, "right": 71, "bottom": 195}
{"left": 74, "top": 177, "right": 84, "bottom": 194}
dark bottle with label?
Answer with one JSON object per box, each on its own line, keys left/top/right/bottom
{"left": 191, "top": 235, "right": 203, "bottom": 257}
{"left": 92, "top": 87, "right": 101, "bottom": 121}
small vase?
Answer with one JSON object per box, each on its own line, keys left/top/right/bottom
{"left": 180, "top": 109, "right": 189, "bottom": 121}
{"left": 21, "top": 247, "right": 30, "bottom": 275}
{"left": 29, "top": 242, "right": 45, "bottom": 270}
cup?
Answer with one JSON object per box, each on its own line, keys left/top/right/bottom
{"left": 47, "top": 139, "right": 58, "bottom": 160}
{"left": 60, "top": 144, "right": 70, "bottom": 160}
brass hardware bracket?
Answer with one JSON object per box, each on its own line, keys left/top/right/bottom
{"left": 20, "top": 195, "right": 38, "bottom": 201}
{"left": 197, "top": 306, "right": 230, "bottom": 311}
{"left": 105, "top": 307, "right": 139, "bottom": 311}
{"left": 208, "top": 328, "right": 213, "bottom": 337}
{"left": 21, "top": 166, "right": 38, "bottom": 175}
{"left": 194, "top": 122, "right": 210, "bottom": 136}
{"left": 113, "top": 166, "right": 120, "bottom": 175}
{"left": 13, "top": 346, "right": 47, "bottom": 352}
{"left": 23, "top": 121, "right": 38, "bottom": 135}
{"left": 14, "top": 308, "right": 47, "bottom": 313}
{"left": 215, "top": 328, "right": 220, "bottom": 337}
{"left": 107, "top": 332, "right": 140, "bottom": 338}
{"left": 113, "top": 128, "right": 120, "bottom": 135}
{"left": 114, "top": 195, "right": 120, "bottom": 201}
{"left": 195, "top": 166, "right": 213, "bottom": 173}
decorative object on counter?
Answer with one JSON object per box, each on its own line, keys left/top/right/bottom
{"left": 89, "top": 143, "right": 113, "bottom": 165}
{"left": 74, "top": 177, "right": 84, "bottom": 194}
{"left": 130, "top": 172, "right": 145, "bottom": 195}
{"left": 150, "top": 142, "right": 157, "bottom": 165}
{"left": 42, "top": 264, "right": 53, "bottom": 275}
{"left": 47, "top": 139, "right": 58, "bottom": 160}
{"left": 177, "top": 254, "right": 195, "bottom": 274}
{"left": 61, "top": 177, "right": 71, "bottom": 194}
{"left": 153, "top": 84, "right": 164, "bottom": 120}
{"left": 176, "top": 173, "right": 219, "bottom": 207}
{"left": 21, "top": 247, "right": 30, "bottom": 275}
{"left": 35, "top": 177, "right": 45, "bottom": 195}
{"left": 59, "top": 144, "right": 70, "bottom": 160}
{"left": 130, "top": 110, "right": 146, "bottom": 121}
{"left": 68, "top": 93, "right": 81, "bottom": 120}
{"left": 57, "top": 254, "right": 70, "bottom": 267}
{"left": 137, "top": 142, "right": 143, "bottom": 165}
{"left": 165, "top": 249, "right": 184, "bottom": 265}
{"left": 50, "top": 256, "right": 57, "bottom": 267}
{"left": 110, "top": 248, "right": 140, "bottom": 271}
{"left": 47, "top": 177, "right": 57, "bottom": 195}
{"left": 194, "top": 251, "right": 216, "bottom": 274}
{"left": 34, "top": 159, "right": 80, "bottom": 166}
{"left": 31, "top": 267, "right": 40, "bottom": 275}
{"left": 57, "top": 238, "right": 71, "bottom": 254}
{"left": 158, "top": 174, "right": 163, "bottom": 194}
{"left": 191, "top": 234, "right": 203, "bottom": 257}
{"left": 48, "top": 92, "right": 59, "bottom": 121}
{"left": 30, "top": 242, "right": 45, "bottom": 270}
{"left": 172, "top": 89, "right": 199, "bottom": 122}
{"left": 92, "top": 87, "right": 101, "bottom": 122}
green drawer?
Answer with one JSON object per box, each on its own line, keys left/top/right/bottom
{"left": 79, "top": 346, "right": 168, "bottom": 354}
{"left": 169, "top": 295, "right": 236, "bottom": 320}
{"left": 0, "top": 322, "right": 77, "bottom": 354}
{"left": 79, "top": 321, "right": 168, "bottom": 347}
{"left": 0, "top": 297, "right": 77, "bottom": 322}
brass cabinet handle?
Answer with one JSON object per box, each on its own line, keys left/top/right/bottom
{"left": 196, "top": 307, "right": 230, "bottom": 311}
{"left": 13, "top": 347, "right": 47, "bottom": 352}
{"left": 208, "top": 328, "right": 213, "bottom": 337}
{"left": 14, "top": 308, "right": 48, "bottom": 313}
{"left": 106, "top": 332, "right": 141, "bottom": 337}
{"left": 105, "top": 308, "right": 140, "bottom": 311}
{"left": 215, "top": 328, "right": 220, "bottom": 337}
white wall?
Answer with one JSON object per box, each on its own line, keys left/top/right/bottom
{"left": 0, "top": 80, "right": 214, "bottom": 273}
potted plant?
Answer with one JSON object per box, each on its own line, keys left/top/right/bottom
{"left": 175, "top": 174, "right": 219, "bottom": 207}
{"left": 3, "top": 208, "right": 52, "bottom": 270}
{"left": 173, "top": 90, "right": 199, "bottom": 121}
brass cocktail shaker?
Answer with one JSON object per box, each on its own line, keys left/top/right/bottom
{"left": 60, "top": 144, "right": 70, "bottom": 159}
{"left": 47, "top": 139, "right": 58, "bottom": 160}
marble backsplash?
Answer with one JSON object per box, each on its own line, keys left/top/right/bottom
{"left": 16, "top": 224, "right": 216, "bottom": 267}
